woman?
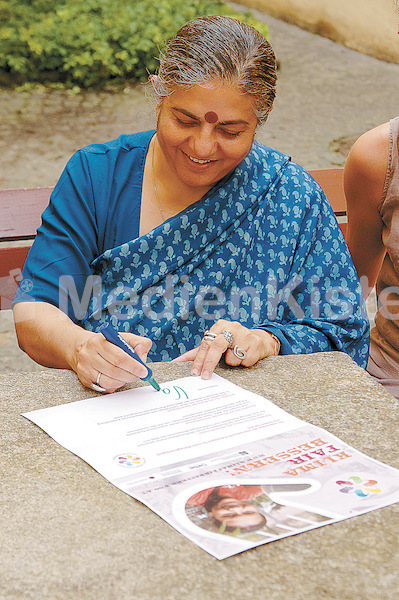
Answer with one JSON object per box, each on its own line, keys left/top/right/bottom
{"left": 13, "top": 16, "right": 369, "bottom": 393}
{"left": 186, "top": 485, "right": 331, "bottom": 536}
{"left": 345, "top": 117, "right": 399, "bottom": 398}
{"left": 187, "top": 486, "right": 267, "bottom": 533}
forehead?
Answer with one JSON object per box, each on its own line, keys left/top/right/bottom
{"left": 163, "top": 83, "right": 257, "bottom": 124}
{"left": 215, "top": 498, "right": 247, "bottom": 508}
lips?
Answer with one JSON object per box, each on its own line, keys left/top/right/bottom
{"left": 189, "top": 156, "right": 211, "bottom": 164}
{"left": 182, "top": 150, "right": 216, "bottom": 166}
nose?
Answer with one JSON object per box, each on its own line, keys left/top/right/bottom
{"left": 231, "top": 506, "right": 246, "bottom": 515}
{"left": 190, "top": 125, "right": 217, "bottom": 158}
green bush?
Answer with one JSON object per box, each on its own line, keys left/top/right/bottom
{"left": 0, "top": 0, "right": 269, "bottom": 89}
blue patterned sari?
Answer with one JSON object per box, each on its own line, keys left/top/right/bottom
{"left": 82, "top": 141, "right": 369, "bottom": 367}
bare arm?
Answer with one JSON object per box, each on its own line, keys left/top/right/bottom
{"left": 14, "top": 301, "right": 93, "bottom": 369}
{"left": 13, "top": 301, "right": 151, "bottom": 391}
{"left": 344, "top": 122, "right": 389, "bottom": 297}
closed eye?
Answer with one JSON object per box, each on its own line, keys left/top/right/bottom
{"left": 175, "top": 116, "right": 198, "bottom": 127}
{"left": 219, "top": 128, "right": 242, "bottom": 138}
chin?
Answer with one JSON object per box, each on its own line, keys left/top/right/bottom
{"left": 177, "top": 172, "right": 216, "bottom": 189}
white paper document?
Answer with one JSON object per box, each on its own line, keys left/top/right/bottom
{"left": 23, "top": 374, "right": 399, "bottom": 560}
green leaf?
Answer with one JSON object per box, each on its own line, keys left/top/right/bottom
{"left": 0, "top": 0, "right": 271, "bottom": 89}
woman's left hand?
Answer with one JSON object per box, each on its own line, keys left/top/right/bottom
{"left": 173, "top": 320, "right": 279, "bottom": 379}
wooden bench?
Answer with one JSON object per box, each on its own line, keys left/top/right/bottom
{"left": 0, "top": 168, "right": 347, "bottom": 310}
{"left": 0, "top": 187, "right": 53, "bottom": 309}
{"left": 309, "top": 168, "right": 347, "bottom": 235}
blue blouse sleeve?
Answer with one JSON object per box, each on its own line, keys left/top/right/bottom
{"left": 13, "top": 150, "right": 100, "bottom": 321}
{"left": 12, "top": 136, "right": 145, "bottom": 322}
{"left": 257, "top": 165, "right": 370, "bottom": 368}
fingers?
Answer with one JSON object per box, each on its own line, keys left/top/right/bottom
{"left": 189, "top": 322, "right": 278, "bottom": 379}
{"left": 120, "top": 332, "right": 152, "bottom": 364}
{"left": 223, "top": 329, "right": 274, "bottom": 368}
{"left": 75, "top": 331, "right": 153, "bottom": 393}
{"left": 172, "top": 348, "right": 198, "bottom": 362}
{"left": 190, "top": 321, "right": 244, "bottom": 378}
{"left": 191, "top": 334, "right": 230, "bottom": 379}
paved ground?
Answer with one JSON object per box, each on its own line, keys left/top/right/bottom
{"left": 1, "top": 6, "right": 397, "bottom": 374}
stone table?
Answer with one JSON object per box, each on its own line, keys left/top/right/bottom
{"left": 1, "top": 352, "right": 398, "bottom": 600}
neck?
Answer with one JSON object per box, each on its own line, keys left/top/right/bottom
{"left": 151, "top": 135, "right": 213, "bottom": 215}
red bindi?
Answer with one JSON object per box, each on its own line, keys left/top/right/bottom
{"left": 204, "top": 111, "right": 218, "bottom": 124}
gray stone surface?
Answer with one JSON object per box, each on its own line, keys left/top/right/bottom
{"left": 1, "top": 353, "right": 398, "bottom": 600}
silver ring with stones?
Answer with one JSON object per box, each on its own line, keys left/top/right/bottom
{"left": 233, "top": 345, "right": 247, "bottom": 360}
{"left": 222, "top": 329, "right": 234, "bottom": 347}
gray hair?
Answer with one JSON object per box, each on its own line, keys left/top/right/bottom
{"left": 152, "top": 15, "right": 277, "bottom": 126}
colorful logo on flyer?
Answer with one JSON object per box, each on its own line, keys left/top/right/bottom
{"left": 114, "top": 453, "right": 145, "bottom": 468}
{"left": 336, "top": 476, "right": 381, "bottom": 497}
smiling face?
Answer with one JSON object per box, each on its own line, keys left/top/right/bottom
{"left": 155, "top": 82, "right": 258, "bottom": 193}
{"left": 209, "top": 497, "right": 265, "bottom": 530}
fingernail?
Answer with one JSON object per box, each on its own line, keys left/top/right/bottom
{"left": 201, "top": 370, "right": 211, "bottom": 380}
{"left": 191, "top": 368, "right": 199, "bottom": 376}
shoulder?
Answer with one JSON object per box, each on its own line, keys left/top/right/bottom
{"left": 51, "top": 130, "right": 155, "bottom": 204}
{"left": 77, "top": 130, "right": 155, "bottom": 157}
{"left": 251, "top": 141, "right": 316, "bottom": 187}
{"left": 250, "top": 141, "right": 313, "bottom": 192}
{"left": 250, "top": 143, "right": 328, "bottom": 222}
{"left": 250, "top": 140, "right": 290, "bottom": 170}
{"left": 62, "top": 130, "right": 155, "bottom": 181}
{"left": 344, "top": 122, "right": 390, "bottom": 193}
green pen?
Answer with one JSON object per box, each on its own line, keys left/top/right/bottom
{"left": 100, "top": 323, "right": 161, "bottom": 391}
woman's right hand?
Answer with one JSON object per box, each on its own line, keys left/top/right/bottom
{"left": 71, "top": 330, "right": 152, "bottom": 393}
{"left": 13, "top": 301, "right": 152, "bottom": 393}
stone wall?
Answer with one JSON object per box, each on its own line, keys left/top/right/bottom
{"left": 240, "top": 0, "right": 399, "bottom": 63}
